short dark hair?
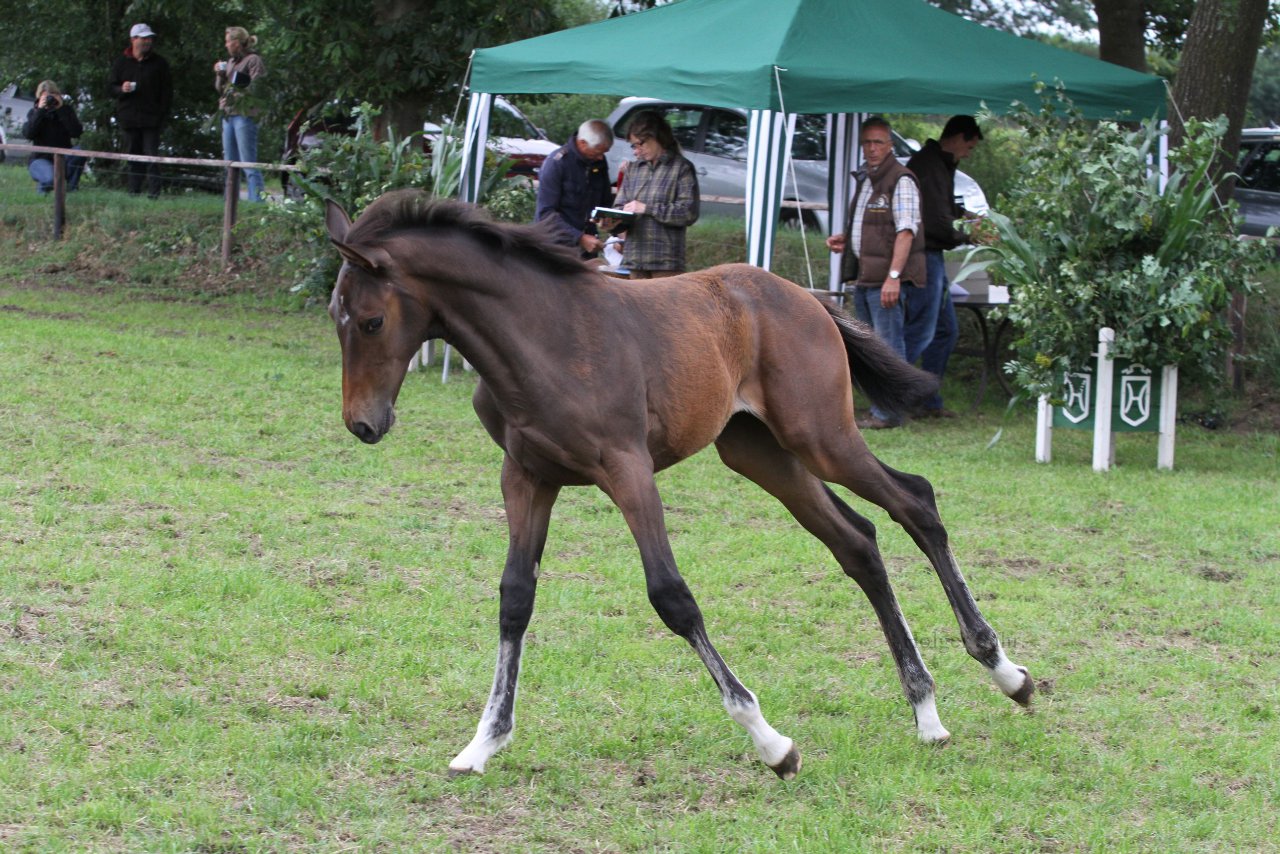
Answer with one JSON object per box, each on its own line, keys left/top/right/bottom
{"left": 626, "top": 110, "right": 679, "bottom": 153}
{"left": 941, "top": 115, "right": 983, "bottom": 142}
{"left": 862, "top": 116, "right": 892, "bottom": 136}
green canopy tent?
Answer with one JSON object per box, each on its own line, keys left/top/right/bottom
{"left": 459, "top": 0, "right": 1167, "bottom": 277}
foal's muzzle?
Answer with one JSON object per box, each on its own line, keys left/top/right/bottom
{"left": 347, "top": 407, "right": 396, "bottom": 444}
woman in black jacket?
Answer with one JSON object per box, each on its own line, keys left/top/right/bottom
{"left": 23, "top": 80, "right": 85, "bottom": 193}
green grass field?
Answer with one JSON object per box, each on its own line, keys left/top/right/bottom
{"left": 1, "top": 166, "right": 1279, "bottom": 851}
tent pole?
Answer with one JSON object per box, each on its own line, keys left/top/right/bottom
{"left": 826, "top": 113, "right": 862, "bottom": 292}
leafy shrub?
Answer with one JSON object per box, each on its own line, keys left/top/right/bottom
{"left": 485, "top": 179, "right": 538, "bottom": 223}
{"left": 971, "top": 84, "right": 1273, "bottom": 398}
{"left": 511, "top": 93, "right": 620, "bottom": 144}
{"left": 269, "top": 102, "right": 517, "bottom": 299}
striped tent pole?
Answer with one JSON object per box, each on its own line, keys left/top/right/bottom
{"left": 432, "top": 90, "right": 493, "bottom": 381}
{"left": 745, "top": 109, "right": 792, "bottom": 270}
{"left": 458, "top": 92, "right": 493, "bottom": 204}
{"left": 826, "top": 113, "right": 861, "bottom": 292}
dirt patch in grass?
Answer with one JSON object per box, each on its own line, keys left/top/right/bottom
{"left": 973, "top": 549, "right": 1047, "bottom": 578}
{"left": 1195, "top": 565, "right": 1239, "bottom": 583}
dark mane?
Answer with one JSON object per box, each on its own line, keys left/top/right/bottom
{"left": 347, "top": 189, "right": 594, "bottom": 277}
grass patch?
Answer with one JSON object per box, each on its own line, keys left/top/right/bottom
{"left": 1, "top": 160, "right": 1279, "bottom": 851}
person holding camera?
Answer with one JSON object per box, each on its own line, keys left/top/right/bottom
{"left": 109, "top": 23, "right": 173, "bottom": 198}
{"left": 22, "top": 80, "right": 85, "bottom": 194}
{"left": 214, "top": 26, "right": 267, "bottom": 202}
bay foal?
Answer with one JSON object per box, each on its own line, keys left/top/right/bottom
{"left": 324, "top": 191, "right": 1033, "bottom": 779}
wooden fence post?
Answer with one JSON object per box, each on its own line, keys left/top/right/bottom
{"left": 222, "top": 166, "right": 240, "bottom": 267}
{"left": 53, "top": 152, "right": 66, "bottom": 239}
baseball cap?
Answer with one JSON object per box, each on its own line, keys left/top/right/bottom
{"left": 130, "top": 23, "right": 157, "bottom": 38}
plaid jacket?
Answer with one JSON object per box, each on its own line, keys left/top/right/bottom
{"left": 614, "top": 150, "right": 700, "bottom": 271}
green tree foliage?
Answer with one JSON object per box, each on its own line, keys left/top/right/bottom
{"left": 511, "top": 93, "right": 618, "bottom": 143}
{"left": 0, "top": 0, "right": 567, "bottom": 164}
{"left": 927, "top": 0, "right": 1095, "bottom": 36}
{"left": 1248, "top": 45, "right": 1280, "bottom": 124}
{"left": 1, "top": 2, "right": 233, "bottom": 163}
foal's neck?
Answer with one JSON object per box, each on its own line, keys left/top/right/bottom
{"left": 413, "top": 243, "right": 609, "bottom": 388}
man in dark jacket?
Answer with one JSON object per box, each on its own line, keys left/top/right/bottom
{"left": 534, "top": 119, "right": 614, "bottom": 255}
{"left": 109, "top": 23, "right": 173, "bottom": 198}
{"left": 904, "top": 115, "right": 983, "bottom": 418}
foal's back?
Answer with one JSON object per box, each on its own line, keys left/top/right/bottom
{"left": 587, "top": 264, "right": 855, "bottom": 463}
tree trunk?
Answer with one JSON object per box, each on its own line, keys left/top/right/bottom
{"left": 1169, "top": 0, "right": 1270, "bottom": 196}
{"left": 1093, "top": 0, "right": 1148, "bottom": 72}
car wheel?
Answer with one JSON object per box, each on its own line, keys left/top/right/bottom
{"left": 282, "top": 172, "right": 306, "bottom": 202}
{"left": 779, "top": 207, "right": 822, "bottom": 230}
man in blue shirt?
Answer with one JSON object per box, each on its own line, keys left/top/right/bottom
{"left": 534, "top": 119, "right": 614, "bottom": 255}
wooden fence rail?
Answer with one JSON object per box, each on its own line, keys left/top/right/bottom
{"left": 0, "top": 142, "right": 300, "bottom": 266}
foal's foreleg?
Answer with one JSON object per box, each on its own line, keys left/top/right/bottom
{"left": 603, "top": 456, "right": 800, "bottom": 779}
{"left": 449, "top": 460, "right": 560, "bottom": 775}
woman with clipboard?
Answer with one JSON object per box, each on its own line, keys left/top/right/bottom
{"left": 609, "top": 111, "right": 700, "bottom": 279}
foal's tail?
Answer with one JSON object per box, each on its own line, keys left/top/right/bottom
{"left": 820, "top": 301, "right": 940, "bottom": 419}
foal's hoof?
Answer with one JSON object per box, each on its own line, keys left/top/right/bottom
{"left": 768, "top": 745, "right": 802, "bottom": 781}
{"left": 447, "top": 765, "right": 480, "bottom": 778}
{"left": 1008, "top": 671, "right": 1036, "bottom": 707}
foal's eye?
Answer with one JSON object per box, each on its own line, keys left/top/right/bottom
{"left": 361, "top": 316, "right": 384, "bottom": 335}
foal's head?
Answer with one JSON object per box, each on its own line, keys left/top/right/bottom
{"left": 325, "top": 191, "right": 596, "bottom": 443}
{"left": 324, "top": 197, "right": 431, "bottom": 444}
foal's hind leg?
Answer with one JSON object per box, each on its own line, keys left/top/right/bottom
{"left": 715, "top": 416, "right": 950, "bottom": 743}
{"left": 599, "top": 451, "right": 800, "bottom": 779}
{"left": 866, "top": 460, "right": 1033, "bottom": 704}
{"left": 779, "top": 419, "right": 1034, "bottom": 708}
{"left": 449, "top": 457, "right": 560, "bottom": 775}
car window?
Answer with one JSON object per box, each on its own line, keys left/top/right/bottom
{"left": 615, "top": 106, "right": 703, "bottom": 152}
{"left": 704, "top": 110, "right": 748, "bottom": 159}
{"left": 1239, "top": 141, "right": 1280, "bottom": 192}
{"left": 491, "top": 102, "right": 535, "bottom": 140}
{"left": 792, "top": 114, "right": 826, "bottom": 161}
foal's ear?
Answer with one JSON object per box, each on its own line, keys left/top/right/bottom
{"left": 324, "top": 199, "right": 351, "bottom": 243}
{"left": 324, "top": 199, "right": 393, "bottom": 273}
{"left": 333, "top": 241, "right": 394, "bottom": 274}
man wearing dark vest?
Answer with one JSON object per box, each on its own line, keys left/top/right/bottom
{"left": 826, "top": 116, "right": 926, "bottom": 429}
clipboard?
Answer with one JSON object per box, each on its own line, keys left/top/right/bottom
{"left": 591, "top": 206, "right": 635, "bottom": 223}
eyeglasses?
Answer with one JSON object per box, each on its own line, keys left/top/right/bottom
{"left": 629, "top": 138, "right": 651, "bottom": 149}
{"left": 860, "top": 138, "right": 892, "bottom": 148}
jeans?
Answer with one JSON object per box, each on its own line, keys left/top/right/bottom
{"left": 28, "top": 151, "right": 85, "bottom": 193}
{"left": 121, "top": 126, "right": 162, "bottom": 197}
{"left": 222, "top": 115, "right": 263, "bottom": 202}
{"left": 851, "top": 285, "right": 906, "bottom": 423}
{"left": 903, "top": 250, "right": 946, "bottom": 364}
{"left": 918, "top": 253, "right": 959, "bottom": 411}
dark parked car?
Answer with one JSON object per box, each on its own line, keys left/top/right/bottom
{"left": 1236, "top": 127, "right": 1280, "bottom": 237}
{"left": 604, "top": 97, "right": 988, "bottom": 230}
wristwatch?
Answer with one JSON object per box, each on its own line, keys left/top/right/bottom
{"left": 888, "top": 269, "right": 901, "bottom": 280}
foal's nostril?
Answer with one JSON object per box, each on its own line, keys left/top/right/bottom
{"left": 351, "top": 421, "right": 381, "bottom": 444}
